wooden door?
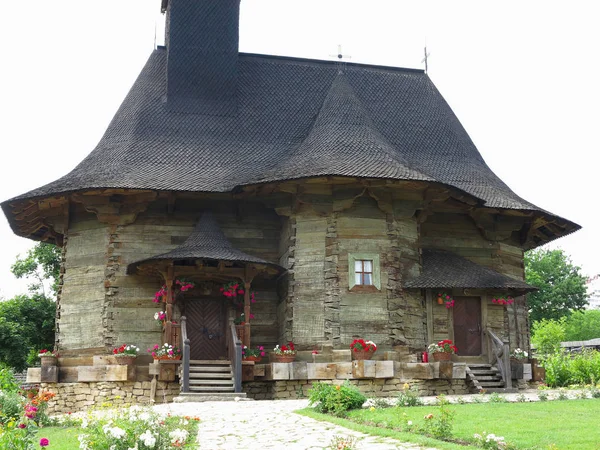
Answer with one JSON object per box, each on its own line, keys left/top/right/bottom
{"left": 453, "top": 297, "right": 482, "bottom": 356}
{"left": 185, "top": 298, "right": 227, "bottom": 360}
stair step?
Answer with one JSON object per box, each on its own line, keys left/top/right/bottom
{"left": 189, "top": 373, "right": 232, "bottom": 379}
{"left": 479, "top": 381, "right": 506, "bottom": 387}
{"left": 174, "top": 392, "right": 248, "bottom": 402}
{"left": 189, "top": 360, "right": 231, "bottom": 365}
{"left": 189, "top": 366, "right": 232, "bottom": 373}
{"left": 188, "top": 386, "right": 235, "bottom": 392}
{"left": 472, "top": 375, "right": 502, "bottom": 381}
{"left": 470, "top": 370, "right": 499, "bottom": 376}
{"left": 189, "top": 379, "right": 233, "bottom": 386}
{"left": 468, "top": 364, "right": 493, "bottom": 369}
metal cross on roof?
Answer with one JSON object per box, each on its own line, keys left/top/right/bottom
{"left": 421, "top": 46, "right": 431, "bottom": 74}
{"left": 330, "top": 45, "right": 351, "bottom": 73}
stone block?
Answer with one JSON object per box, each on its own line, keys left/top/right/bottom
{"left": 271, "top": 363, "right": 290, "bottom": 380}
{"left": 253, "top": 364, "right": 266, "bottom": 377}
{"left": 93, "top": 355, "right": 118, "bottom": 366}
{"left": 375, "top": 361, "right": 394, "bottom": 378}
{"left": 332, "top": 350, "right": 351, "bottom": 362}
{"left": 522, "top": 363, "right": 532, "bottom": 381}
{"left": 352, "top": 360, "right": 376, "bottom": 378}
{"left": 307, "top": 363, "right": 336, "bottom": 379}
{"left": 242, "top": 362, "right": 255, "bottom": 382}
{"left": 398, "top": 362, "right": 437, "bottom": 380}
{"left": 452, "top": 363, "right": 466, "bottom": 379}
{"left": 41, "top": 366, "right": 59, "bottom": 383}
{"left": 26, "top": 368, "right": 41, "bottom": 383}
{"left": 148, "top": 362, "right": 160, "bottom": 376}
{"left": 335, "top": 362, "right": 353, "bottom": 379}
{"left": 289, "top": 362, "right": 308, "bottom": 380}
{"left": 438, "top": 362, "right": 453, "bottom": 380}
{"left": 382, "top": 351, "right": 399, "bottom": 362}
{"left": 158, "top": 364, "right": 177, "bottom": 382}
{"left": 59, "top": 367, "right": 79, "bottom": 383}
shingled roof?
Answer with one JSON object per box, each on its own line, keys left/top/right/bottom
{"left": 1, "top": 0, "right": 580, "bottom": 246}
{"left": 127, "top": 211, "right": 282, "bottom": 274}
{"left": 404, "top": 249, "right": 537, "bottom": 292}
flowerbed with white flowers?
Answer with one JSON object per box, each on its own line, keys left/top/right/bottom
{"left": 76, "top": 405, "right": 199, "bottom": 449}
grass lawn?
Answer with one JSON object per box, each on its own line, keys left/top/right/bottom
{"left": 36, "top": 427, "right": 80, "bottom": 449}
{"left": 300, "top": 399, "right": 600, "bottom": 449}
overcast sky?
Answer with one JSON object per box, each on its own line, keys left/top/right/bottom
{"left": 1, "top": 1, "right": 598, "bottom": 300}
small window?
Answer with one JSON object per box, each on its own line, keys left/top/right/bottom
{"left": 354, "top": 260, "right": 373, "bottom": 286}
{"left": 348, "top": 253, "right": 381, "bottom": 291}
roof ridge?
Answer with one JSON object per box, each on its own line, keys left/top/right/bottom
{"left": 257, "top": 72, "right": 434, "bottom": 183}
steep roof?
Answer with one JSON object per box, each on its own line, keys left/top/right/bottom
{"left": 127, "top": 211, "right": 281, "bottom": 274}
{"left": 4, "top": 51, "right": 554, "bottom": 213}
{"left": 404, "top": 249, "right": 537, "bottom": 292}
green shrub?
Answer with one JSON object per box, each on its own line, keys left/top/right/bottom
{"left": 543, "top": 349, "right": 600, "bottom": 387}
{"left": 396, "top": 383, "right": 423, "bottom": 407}
{"left": 0, "top": 367, "right": 19, "bottom": 393}
{"left": 531, "top": 319, "right": 565, "bottom": 356}
{"left": 0, "top": 392, "right": 25, "bottom": 425}
{"left": 308, "top": 381, "right": 366, "bottom": 416}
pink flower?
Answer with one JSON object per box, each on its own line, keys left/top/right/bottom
{"left": 238, "top": 290, "right": 244, "bottom": 295}
{"left": 260, "top": 352, "right": 265, "bottom": 357}
{"left": 40, "top": 438, "right": 49, "bottom": 447}
{"left": 250, "top": 313, "right": 255, "bottom": 319}
{"left": 18, "top": 423, "right": 26, "bottom": 429}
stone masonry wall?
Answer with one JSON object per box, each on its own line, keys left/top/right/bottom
{"left": 41, "top": 381, "right": 180, "bottom": 415}
{"left": 243, "top": 378, "right": 469, "bottom": 400}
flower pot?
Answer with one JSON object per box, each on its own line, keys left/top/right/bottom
{"left": 40, "top": 355, "right": 58, "bottom": 367}
{"left": 351, "top": 350, "right": 375, "bottom": 361}
{"left": 114, "top": 354, "right": 137, "bottom": 365}
{"left": 243, "top": 356, "right": 262, "bottom": 363}
{"left": 432, "top": 352, "right": 452, "bottom": 361}
{"left": 153, "top": 355, "right": 182, "bottom": 361}
{"left": 271, "top": 354, "right": 296, "bottom": 363}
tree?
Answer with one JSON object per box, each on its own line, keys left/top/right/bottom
{"left": 0, "top": 242, "right": 60, "bottom": 371}
{"left": 11, "top": 242, "right": 61, "bottom": 297}
{"left": 563, "top": 310, "right": 600, "bottom": 341}
{"left": 0, "top": 294, "right": 56, "bottom": 371}
{"left": 531, "top": 318, "right": 565, "bottom": 356}
{"left": 525, "top": 248, "right": 588, "bottom": 323}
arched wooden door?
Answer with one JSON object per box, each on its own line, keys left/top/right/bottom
{"left": 185, "top": 298, "right": 227, "bottom": 360}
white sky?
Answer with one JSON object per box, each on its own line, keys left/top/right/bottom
{"left": 1, "top": 1, "right": 599, "bottom": 299}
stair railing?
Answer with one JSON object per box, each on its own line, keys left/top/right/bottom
{"left": 180, "top": 315, "right": 190, "bottom": 393}
{"left": 485, "top": 328, "right": 512, "bottom": 389}
{"left": 228, "top": 319, "right": 242, "bottom": 393}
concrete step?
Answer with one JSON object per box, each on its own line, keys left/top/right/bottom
{"left": 479, "top": 381, "right": 506, "bottom": 388}
{"left": 189, "top": 379, "right": 233, "bottom": 386}
{"left": 189, "top": 360, "right": 231, "bottom": 365}
{"left": 482, "top": 388, "right": 519, "bottom": 394}
{"left": 472, "top": 375, "right": 502, "bottom": 381}
{"left": 189, "top": 372, "right": 232, "bottom": 379}
{"left": 174, "top": 392, "right": 248, "bottom": 402}
{"left": 188, "top": 386, "right": 235, "bottom": 392}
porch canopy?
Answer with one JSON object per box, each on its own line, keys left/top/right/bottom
{"left": 405, "top": 249, "right": 536, "bottom": 294}
{"left": 127, "top": 211, "right": 284, "bottom": 347}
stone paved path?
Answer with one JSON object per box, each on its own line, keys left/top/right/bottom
{"left": 155, "top": 399, "right": 437, "bottom": 450}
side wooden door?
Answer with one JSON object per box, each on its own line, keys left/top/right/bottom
{"left": 453, "top": 297, "right": 482, "bottom": 356}
{"left": 185, "top": 298, "right": 227, "bottom": 360}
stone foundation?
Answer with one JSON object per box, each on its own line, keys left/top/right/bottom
{"left": 40, "top": 381, "right": 180, "bottom": 414}
{"left": 243, "top": 378, "right": 469, "bottom": 400}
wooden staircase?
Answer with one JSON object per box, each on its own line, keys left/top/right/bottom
{"left": 466, "top": 363, "right": 517, "bottom": 393}
{"left": 175, "top": 360, "right": 247, "bottom": 402}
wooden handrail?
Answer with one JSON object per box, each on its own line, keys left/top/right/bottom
{"left": 485, "top": 328, "right": 512, "bottom": 389}
{"left": 180, "top": 316, "right": 190, "bottom": 393}
{"left": 228, "top": 319, "right": 242, "bottom": 393}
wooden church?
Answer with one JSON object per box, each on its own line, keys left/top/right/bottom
{"left": 2, "top": 0, "right": 579, "bottom": 404}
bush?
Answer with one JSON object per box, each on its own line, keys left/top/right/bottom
{"left": 531, "top": 319, "right": 565, "bottom": 356}
{"left": 0, "top": 392, "right": 25, "bottom": 425}
{"left": 396, "top": 383, "right": 423, "bottom": 407}
{"left": 0, "top": 367, "right": 19, "bottom": 393}
{"left": 421, "top": 395, "right": 454, "bottom": 440}
{"left": 543, "top": 349, "right": 600, "bottom": 387}
{"left": 308, "top": 381, "right": 366, "bottom": 416}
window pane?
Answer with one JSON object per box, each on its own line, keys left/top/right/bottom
{"left": 363, "top": 273, "right": 372, "bottom": 285}
{"left": 354, "top": 260, "right": 363, "bottom": 272}
{"left": 363, "top": 260, "right": 373, "bottom": 272}
{"left": 355, "top": 273, "right": 363, "bottom": 285}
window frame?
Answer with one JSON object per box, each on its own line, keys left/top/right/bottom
{"left": 348, "top": 253, "right": 381, "bottom": 291}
